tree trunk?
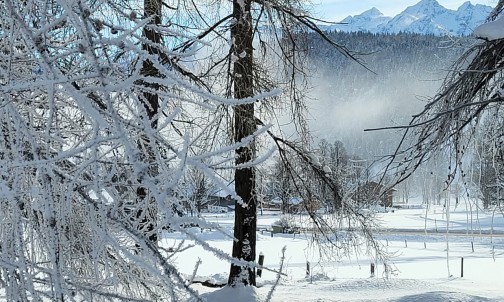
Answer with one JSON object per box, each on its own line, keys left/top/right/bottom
{"left": 135, "top": 0, "right": 162, "bottom": 244}
{"left": 228, "top": 0, "right": 257, "bottom": 287}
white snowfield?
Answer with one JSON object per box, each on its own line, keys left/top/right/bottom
{"left": 1, "top": 202, "right": 502, "bottom": 301}
{"left": 165, "top": 202, "right": 504, "bottom": 301}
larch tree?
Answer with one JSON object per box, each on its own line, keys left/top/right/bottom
{"left": 228, "top": 0, "right": 257, "bottom": 286}
{"left": 222, "top": 0, "right": 381, "bottom": 286}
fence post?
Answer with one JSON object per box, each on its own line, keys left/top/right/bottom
{"left": 257, "top": 253, "right": 264, "bottom": 278}
{"left": 461, "top": 257, "right": 464, "bottom": 278}
{"left": 371, "top": 263, "right": 375, "bottom": 277}
{"left": 404, "top": 240, "right": 407, "bottom": 248}
{"left": 471, "top": 241, "right": 474, "bottom": 253}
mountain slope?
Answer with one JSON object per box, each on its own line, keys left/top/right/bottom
{"left": 337, "top": 7, "right": 391, "bottom": 33}
{"left": 325, "top": 0, "right": 492, "bottom": 36}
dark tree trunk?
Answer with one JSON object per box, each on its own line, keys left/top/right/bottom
{"left": 141, "top": 0, "right": 161, "bottom": 125}
{"left": 135, "top": 0, "right": 162, "bottom": 244}
{"left": 228, "top": 0, "right": 257, "bottom": 287}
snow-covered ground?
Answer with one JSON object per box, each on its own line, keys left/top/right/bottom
{"left": 3, "top": 202, "right": 502, "bottom": 301}
{"left": 165, "top": 202, "right": 504, "bottom": 301}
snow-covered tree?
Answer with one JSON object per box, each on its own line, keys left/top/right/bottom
{"left": 0, "top": 0, "right": 263, "bottom": 299}
{"left": 0, "top": 0, "right": 390, "bottom": 298}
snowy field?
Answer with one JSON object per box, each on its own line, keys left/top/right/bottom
{"left": 164, "top": 202, "right": 504, "bottom": 301}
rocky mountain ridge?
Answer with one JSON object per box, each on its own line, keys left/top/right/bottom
{"left": 324, "top": 0, "right": 492, "bottom": 36}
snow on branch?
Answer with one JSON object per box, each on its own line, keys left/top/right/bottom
{"left": 0, "top": 0, "right": 279, "bottom": 299}
{"left": 474, "top": 16, "right": 504, "bottom": 41}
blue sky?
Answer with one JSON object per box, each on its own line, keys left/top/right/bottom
{"left": 311, "top": 0, "right": 494, "bottom": 22}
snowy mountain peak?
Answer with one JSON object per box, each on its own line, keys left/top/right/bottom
{"left": 405, "top": 0, "right": 445, "bottom": 13}
{"left": 458, "top": 1, "right": 473, "bottom": 10}
{"left": 362, "top": 7, "right": 383, "bottom": 17}
{"left": 417, "top": 0, "right": 441, "bottom": 5}
{"left": 337, "top": 6, "right": 391, "bottom": 33}
{"left": 405, "top": 0, "right": 444, "bottom": 15}
{"left": 324, "top": 0, "right": 492, "bottom": 36}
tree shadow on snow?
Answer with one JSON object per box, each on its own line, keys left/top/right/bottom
{"left": 391, "top": 291, "right": 495, "bottom": 302}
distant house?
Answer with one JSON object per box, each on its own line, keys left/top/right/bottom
{"left": 354, "top": 181, "right": 396, "bottom": 208}
{"left": 206, "top": 195, "right": 236, "bottom": 213}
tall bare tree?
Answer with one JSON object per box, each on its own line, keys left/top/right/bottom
{"left": 228, "top": 0, "right": 258, "bottom": 286}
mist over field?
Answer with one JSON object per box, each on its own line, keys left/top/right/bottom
{"left": 306, "top": 32, "right": 467, "bottom": 158}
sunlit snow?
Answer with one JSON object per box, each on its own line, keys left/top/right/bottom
{"left": 161, "top": 200, "right": 504, "bottom": 302}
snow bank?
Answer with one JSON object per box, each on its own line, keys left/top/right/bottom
{"left": 391, "top": 291, "right": 494, "bottom": 302}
